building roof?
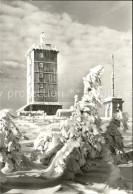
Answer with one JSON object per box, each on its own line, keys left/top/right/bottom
{"left": 30, "top": 102, "right": 61, "bottom": 105}
{"left": 104, "top": 97, "right": 124, "bottom": 103}
{"left": 25, "top": 43, "right": 59, "bottom": 57}
{"left": 17, "top": 102, "right": 62, "bottom": 112}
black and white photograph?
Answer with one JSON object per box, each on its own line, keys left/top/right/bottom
{"left": 0, "top": 0, "right": 132, "bottom": 193}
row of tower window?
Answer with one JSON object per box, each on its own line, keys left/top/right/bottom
{"left": 34, "top": 51, "right": 57, "bottom": 61}
{"left": 35, "top": 73, "right": 57, "bottom": 83}
{"left": 35, "top": 62, "right": 57, "bottom": 73}
{"left": 34, "top": 93, "right": 58, "bottom": 102}
{"left": 37, "top": 83, "right": 57, "bottom": 90}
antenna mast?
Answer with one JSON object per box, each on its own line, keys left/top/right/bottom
{"left": 112, "top": 55, "right": 115, "bottom": 97}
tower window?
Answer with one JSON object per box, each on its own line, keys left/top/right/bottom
{"left": 39, "top": 63, "right": 43, "bottom": 68}
{"left": 39, "top": 53, "right": 43, "bottom": 58}
{"left": 39, "top": 73, "right": 43, "bottom": 78}
{"left": 39, "top": 93, "right": 43, "bottom": 100}
{"left": 39, "top": 83, "right": 43, "bottom": 89}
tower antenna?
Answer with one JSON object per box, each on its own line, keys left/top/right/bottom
{"left": 112, "top": 54, "right": 115, "bottom": 97}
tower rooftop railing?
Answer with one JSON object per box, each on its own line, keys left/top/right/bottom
{"left": 25, "top": 43, "right": 58, "bottom": 57}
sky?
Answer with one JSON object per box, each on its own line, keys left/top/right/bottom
{"left": 0, "top": 0, "right": 132, "bottom": 116}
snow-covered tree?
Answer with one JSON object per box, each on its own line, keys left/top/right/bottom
{"left": 33, "top": 65, "right": 126, "bottom": 180}
{"left": 0, "top": 109, "right": 27, "bottom": 183}
{"left": 32, "top": 65, "right": 124, "bottom": 180}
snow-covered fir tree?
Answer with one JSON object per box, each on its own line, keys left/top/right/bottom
{"left": 33, "top": 65, "right": 125, "bottom": 180}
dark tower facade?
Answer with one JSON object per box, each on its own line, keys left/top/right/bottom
{"left": 19, "top": 33, "right": 62, "bottom": 115}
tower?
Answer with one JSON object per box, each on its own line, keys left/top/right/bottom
{"left": 104, "top": 55, "right": 124, "bottom": 118}
{"left": 18, "top": 33, "right": 62, "bottom": 115}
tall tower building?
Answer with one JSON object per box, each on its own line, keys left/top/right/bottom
{"left": 19, "top": 33, "right": 62, "bottom": 115}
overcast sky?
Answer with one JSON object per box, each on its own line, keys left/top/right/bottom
{"left": 0, "top": 1, "right": 132, "bottom": 116}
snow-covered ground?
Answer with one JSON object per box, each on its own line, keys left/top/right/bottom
{"left": 1, "top": 119, "right": 132, "bottom": 194}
